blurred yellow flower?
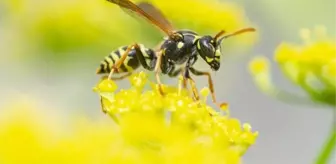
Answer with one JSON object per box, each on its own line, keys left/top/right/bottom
{"left": 0, "top": 97, "right": 120, "bottom": 164}
{"left": 3, "top": 0, "right": 257, "bottom": 54}
{"left": 249, "top": 26, "right": 336, "bottom": 106}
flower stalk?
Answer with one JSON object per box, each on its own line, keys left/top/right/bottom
{"left": 315, "top": 126, "right": 336, "bottom": 164}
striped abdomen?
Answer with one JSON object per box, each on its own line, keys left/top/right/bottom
{"left": 96, "top": 44, "right": 156, "bottom": 74}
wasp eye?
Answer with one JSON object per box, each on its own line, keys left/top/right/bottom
{"left": 210, "top": 43, "right": 215, "bottom": 52}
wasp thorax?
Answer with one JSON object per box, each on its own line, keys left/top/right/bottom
{"left": 197, "top": 36, "right": 221, "bottom": 71}
{"left": 161, "top": 32, "right": 193, "bottom": 65}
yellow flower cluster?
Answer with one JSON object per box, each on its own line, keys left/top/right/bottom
{"left": 249, "top": 26, "right": 335, "bottom": 106}
{"left": 4, "top": 0, "right": 257, "bottom": 53}
{"left": 0, "top": 72, "right": 257, "bottom": 164}
{"left": 93, "top": 71, "right": 258, "bottom": 163}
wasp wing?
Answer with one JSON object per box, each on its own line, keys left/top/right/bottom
{"left": 137, "top": 2, "right": 175, "bottom": 33}
{"left": 106, "top": 0, "right": 175, "bottom": 36}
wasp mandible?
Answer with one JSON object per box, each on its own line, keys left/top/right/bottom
{"left": 96, "top": 0, "right": 256, "bottom": 107}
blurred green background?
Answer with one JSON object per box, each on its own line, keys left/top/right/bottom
{"left": 0, "top": 0, "right": 335, "bottom": 163}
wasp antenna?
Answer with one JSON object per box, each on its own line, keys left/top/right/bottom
{"left": 224, "top": 27, "right": 256, "bottom": 39}
{"left": 214, "top": 30, "right": 226, "bottom": 42}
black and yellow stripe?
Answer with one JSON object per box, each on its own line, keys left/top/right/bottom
{"left": 96, "top": 44, "right": 156, "bottom": 74}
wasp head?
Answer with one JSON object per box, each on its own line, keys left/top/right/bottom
{"left": 197, "top": 28, "right": 256, "bottom": 71}
{"left": 197, "top": 35, "right": 222, "bottom": 71}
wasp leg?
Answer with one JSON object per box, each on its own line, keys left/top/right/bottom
{"left": 167, "top": 68, "right": 191, "bottom": 96}
{"left": 132, "top": 44, "right": 156, "bottom": 71}
{"left": 189, "top": 67, "right": 227, "bottom": 108}
{"left": 183, "top": 77, "right": 188, "bottom": 89}
{"left": 99, "top": 76, "right": 108, "bottom": 114}
{"left": 100, "top": 97, "right": 107, "bottom": 114}
{"left": 183, "top": 69, "right": 200, "bottom": 101}
{"left": 167, "top": 67, "right": 182, "bottom": 77}
{"left": 108, "top": 44, "right": 137, "bottom": 80}
{"left": 167, "top": 68, "right": 185, "bottom": 96}
{"left": 101, "top": 72, "right": 132, "bottom": 81}
{"left": 188, "top": 77, "right": 199, "bottom": 101}
{"left": 154, "top": 50, "right": 165, "bottom": 95}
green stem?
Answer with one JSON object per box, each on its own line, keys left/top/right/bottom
{"left": 315, "top": 125, "right": 336, "bottom": 164}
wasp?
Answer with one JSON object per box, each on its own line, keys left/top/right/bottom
{"left": 96, "top": 0, "right": 256, "bottom": 107}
